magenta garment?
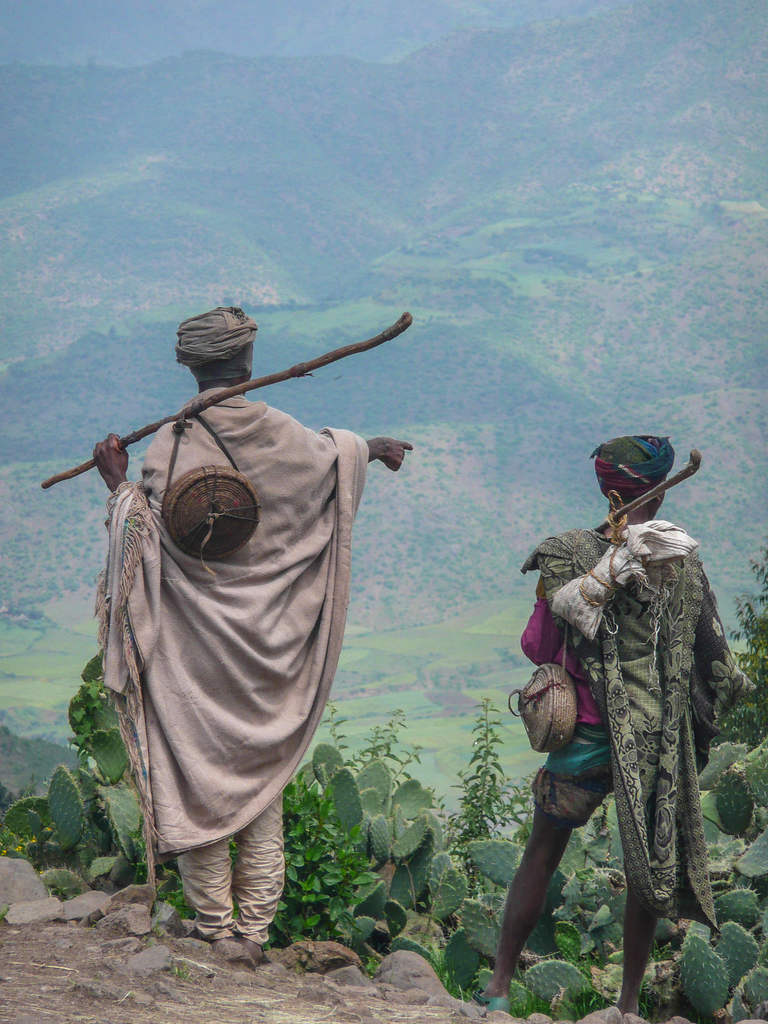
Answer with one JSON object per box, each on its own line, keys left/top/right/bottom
{"left": 520, "top": 598, "right": 603, "bottom": 725}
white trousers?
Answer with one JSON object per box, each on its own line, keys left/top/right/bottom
{"left": 177, "top": 794, "right": 284, "bottom": 944}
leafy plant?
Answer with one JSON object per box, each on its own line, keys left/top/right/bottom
{"left": 270, "top": 770, "right": 376, "bottom": 947}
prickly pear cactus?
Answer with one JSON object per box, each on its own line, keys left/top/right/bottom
{"left": 48, "top": 767, "right": 85, "bottom": 850}
{"left": 101, "top": 782, "right": 140, "bottom": 857}
{"left": 716, "top": 765, "right": 754, "bottom": 835}
{"left": 356, "top": 760, "right": 391, "bottom": 812}
{"left": 680, "top": 930, "right": 729, "bottom": 1016}
{"left": 87, "top": 855, "right": 121, "bottom": 882}
{"left": 444, "top": 927, "right": 480, "bottom": 989}
{"left": 3, "top": 796, "right": 51, "bottom": 838}
{"left": 348, "top": 914, "right": 376, "bottom": 951}
{"left": 467, "top": 839, "right": 522, "bottom": 886}
{"left": 554, "top": 919, "right": 582, "bottom": 963}
{"left": 737, "top": 826, "right": 768, "bottom": 879}
{"left": 716, "top": 921, "right": 759, "bottom": 986}
{"left": 329, "top": 767, "right": 363, "bottom": 833}
{"left": 745, "top": 745, "right": 768, "bottom": 806}
{"left": 90, "top": 728, "right": 128, "bottom": 784}
{"left": 312, "top": 743, "right": 344, "bottom": 786}
{"left": 391, "top": 936, "right": 433, "bottom": 961}
{"left": 429, "top": 854, "right": 468, "bottom": 921}
{"left": 730, "top": 987, "right": 751, "bottom": 1023}
{"left": 406, "top": 834, "right": 435, "bottom": 899}
{"left": 699, "top": 741, "right": 748, "bottom": 790}
{"left": 41, "top": 867, "right": 87, "bottom": 898}
{"left": 389, "top": 864, "right": 414, "bottom": 909}
{"left": 355, "top": 879, "right": 387, "bottom": 921}
{"left": 392, "top": 815, "right": 429, "bottom": 861}
{"left": 714, "top": 887, "right": 760, "bottom": 929}
{"left": 743, "top": 965, "right": 768, "bottom": 1007}
{"left": 369, "top": 813, "right": 391, "bottom": 865}
{"left": 360, "top": 787, "right": 385, "bottom": 816}
{"left": 392, "top": 779, "right": 432, "bottom": 818}
{"left": 384, "top": 898, "right": 407, "bottom": 938}
{"left": 524, "top": 958, "right": 590, "bottom": 1001}
{"left": 459, "top": 898, "right": 501, "bottom": 958}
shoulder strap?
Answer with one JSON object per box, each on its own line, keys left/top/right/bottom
{"left": 194, "top": 413, "right": 240, "bottom": 472}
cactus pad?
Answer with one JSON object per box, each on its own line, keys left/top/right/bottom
{"left": 430, "top": 857, "right": 467, "bottom": 921}
{"left": 743, "top": 965, "right": 768, "bottom": 1007}
{"left": 360, "top": 787, "right": 385, "bottom": 817}
{"left": 392, "top": 779, "right": 432, "bottom": 818}
{"left": 525, "top": 958, "right": 590, "bottom": 1001}
{"left": 90, "top": 728, "right": 128, "bottom": 784}
{"left": 699, "top": 741, "right": 748, "bottom": 790}
{"left": 680, "top": 931, "right": 729, "bottom": 1016}
{"left": 714, "top": 887, "right": 760, "bottom": 929}
{"left": 389, "top": 863, "right": 414, "bottom": 909}
{"left": 460, "top": 898, "right": 501, "bottom": 958}
{"left": 444, "top": 928, "right": 480, "bottom": 989}
{"left": 369, "top": 813, "right": 391, "bottom": 865}
{"left": 356, "top": 760, "right": 391, "bottom": 809}
{"left": 329, "top": 767, "right": 363, "bottom": 832}
{"left": 737, "top": 826, "right": 768, "bottom": 879}
{"left": 407, "top": 834, "right": 435, "bottom": 899}
{"left": 312, "top": 743, "right": 344, "bottom": 786}
{"left": 348, "top": 915, "right": 376, "bottom": 950}
{"left": 730, "top": 988, "right": 751, "bottom": 1023}
{"left": 716, "top": 921, "right": 759, "bottom": 986}
{"left": 467, "top": 839, "right": 522, "bottom": 886}
{"left": 392, "top": 815, "right": 429, "bottom": 861}
{"left": 384, "top": 898, "right": 407, "bottom": 938}
{"left": 101, "top": 782, "right": 141, "bottom": 857}
{"left": 391, "top": 936, "right": 433, "bottom": 962}
{"left": 355, "top": 879, "right": 387, "bottom": 921}
{"left": 87, "top": 855, "right": 121, "bottom": 882}
{"left": 48, "top": 767, "right": 84, "bottom": 850}
{"left": 554, "top": 920, "right": 582, "bottom": 963}
{"left": 716, "top": 765, "right": 754, "bottom": 835}
{"left": 3, "top": 796, "right": 51, "bottom": 838}
{"left": 41, "top": 867, "right": 87, "bottom": 899}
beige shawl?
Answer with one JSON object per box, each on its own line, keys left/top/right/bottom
{"left": 99, "top": 396, "right": 367, "bottom": 861}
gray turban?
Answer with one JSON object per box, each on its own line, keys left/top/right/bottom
{"left": 175, "top": 306, "right": 258, "bottom": 380}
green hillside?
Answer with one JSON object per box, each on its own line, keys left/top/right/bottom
{"left": 0, "top": 723, "right": 74, "bottom": 796}
{"left": 0, "top": 0, "right": 765, "bottom": 754}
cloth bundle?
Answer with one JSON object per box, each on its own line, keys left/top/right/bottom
{"left": 551, "top": 520, "right": 699, "bottom": 640}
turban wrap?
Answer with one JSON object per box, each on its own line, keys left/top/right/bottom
{"left": 591, "top": 435, "right": 675, "bottom": 500}
{"left": 175, "top": 306, "right": 258, "bottom": 381}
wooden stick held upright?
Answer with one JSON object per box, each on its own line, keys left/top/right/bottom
{"left": 596, "top": 448, "right": 702, "bottom": 532}
{"left": 41, "top": 312, "right": 413, "bottom": 490}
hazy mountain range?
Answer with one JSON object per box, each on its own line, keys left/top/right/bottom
{"left": 0, "top": 0, "right": 765, "bottom": 761}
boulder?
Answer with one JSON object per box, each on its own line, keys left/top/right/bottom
{"left": 577, "top": 1011, "right": 621, "bottom": 1024}
{"left": 95, "top": 904, "right": 152, "bottom": 937}
{"left": 151, "top": 901, "right": 186, "bottom": 937}
{"left": 325, "top": 965, "right": 374, "bottom": 989}
{"left": 5, "top": 896, "right": 63, "bottom": 925}
{"left": 0, "top": 858, "right": 47, "bottom": 904}
{"left": 527, "top": 1015, "right": 554, "bottom": 1024}
{"left": 374, "top": 950, "right": 450, "bottom": 1000}
{"left": 117, "top": 944, "right": 172, "bottom": 976}
{"left": 272, "top": 939, "right": 362, "bottom": 973}
{"left": 61, "top": 890, "right": 110, "bottom": 923}
{"left": 108, "top": 882, "right": 155, "bottom": 910}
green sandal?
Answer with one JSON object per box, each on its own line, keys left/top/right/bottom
{"left": 473, "top": 991, "right": 511, "bottom": 1013}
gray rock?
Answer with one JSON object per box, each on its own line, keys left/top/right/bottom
{"left": 326, "top": 965, "right": 375, "bottom": 988}
{"left": 487, "top": 1012, "right": 517, "bottom": 1023}
{"left": 374, "top": 950, "right": 450, "bottom": 999}
{"left": 109, "top": 882, "right": 155, "bottom": 910}
{"left": 578, "top": 1012, "right": 621, "bottom": 1024}
{"left": 0, "top": 858, "right": 47, "bottom": 905}
{"left": 380, "top": 986, "right": 430, "bottom": 1005}
{"left": 661, "top": 1017, "right": 693, "bottom": 1024}
{"left": 151, "top": 900, "right": 185, "bottom": 937}
{"left": 95, "top": 904, "right": 152, "bottom": 937}
{"left": 61, "top": 889, "right": 110, "bottom": 923}
{"left": 527, "top": 1015, "right": 554, "bottom": 1024}
{"left": 102, "top": 937, "right": 143, "bottom": 954}
{"left": 457, "top": 1001, "right": 483, "bottom": 1019}
{"left": 426, "top": 990, "right": 464, "bottom": 1010}
{"left": 117, "top": 944, "right": 172, "bottom": 976}
{"left": 5, "top": 896, "right": 63, "bottom": 925}
{"left": 623, "top": 1015, "right": 649, "bottom": 1024}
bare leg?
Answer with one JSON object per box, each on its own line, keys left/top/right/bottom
{"left": 484, "top": 809, "right": 572, "bottom": 998}
{"left": 617, "top": 884, "right": 657, "bottom": 1014}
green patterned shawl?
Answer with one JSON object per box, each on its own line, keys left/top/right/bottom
{"left": 523, "top": 529, "right": 751, "bottom": 926}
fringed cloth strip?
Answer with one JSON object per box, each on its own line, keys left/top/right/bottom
{"left": 96, "top": 482, "right": 159, "bottom": 889}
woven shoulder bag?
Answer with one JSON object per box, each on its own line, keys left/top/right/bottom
{"left": 508, "top": 625, "right": 578, "bottom": 753}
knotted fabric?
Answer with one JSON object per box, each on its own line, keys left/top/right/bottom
{"left": 175, "top": 306, "right": 258, "bottom": 369}
{"left": 591, "top": 435, "right": 674, "bottom": 500}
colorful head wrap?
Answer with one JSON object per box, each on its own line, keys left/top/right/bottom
{"left": 591, "top": 435, "right": 675, "bottom": 500}
{"left": 175, "top": 306, "right": 258, "bottom": 381}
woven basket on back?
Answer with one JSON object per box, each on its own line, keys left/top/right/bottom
{"left": 161, "top": 464, "right": 260, "bottom": 559}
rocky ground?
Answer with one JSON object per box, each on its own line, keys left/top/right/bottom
{"left": 0, "top": 858, "right": 760, "bottom": 1024}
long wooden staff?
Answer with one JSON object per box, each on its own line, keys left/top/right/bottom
{"left": 597, "top": 448, "right": 702, "bottom": 531}
{"left": 41, "top": 311, "right": 413, "bottom": 490}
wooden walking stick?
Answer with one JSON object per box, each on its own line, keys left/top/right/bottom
{"left": 41, "top": 311, "right": 413, "bottom": 490}
{"left": 597, "top": 448, "right": 703, "bottom": 533}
